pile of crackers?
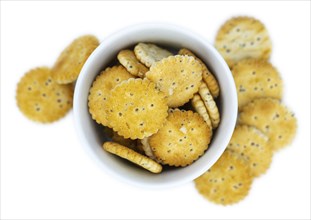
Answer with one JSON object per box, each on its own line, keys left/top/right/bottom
{"left": 195, "top": 16, "right": 297, "bottom": 205}
{"left": 16, "top": 35, "right": 99, "bottom": 122}
{"left": 15, "top": 16, "right": 297, "bottom": 206}
{"left": 88, "top": 43, "right": 221, "bottom": 172}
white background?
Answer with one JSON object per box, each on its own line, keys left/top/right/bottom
{"left": 1, "top": 1, "right": 310, "bottom": 219}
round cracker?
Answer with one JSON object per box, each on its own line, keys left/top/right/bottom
{"left": 16, "top": 67, "right": 73, "bottom": 123}
{"left": 232, "top": 59, "right": 283, "bottom": 110}
{"left": 105, "top": 78, "right": 168, "bottom": 140}
{"left": 149, "top": 109, "right": 212, "bottom": 167}
{"left": 178, "top": 48, "right": 220, "bottom": 98}
{"left": 146, "top": 55, "right": 203, "bottom": 107}
{"left": 191, "top": 94, "right": 213, "bottom": 130}
{"left": 194, "top": 150, "right": 253, "bottom": 205}
{"left": 198, "top": 82, "right": 220, "bottom": 129}
{"left": 52, "top": 35, "right": 99, "bottom": 84}
{"left": 215, "top": 16, "right": 272, "bottom": 67}
{"left": 239, "top": 98, "right": 297, "bottom": 151}
{"left": 88, "top": 65, "right": 133, "bottom": 126}
{"left": 227, "top": 125, "right": 273, "bottom": 177}
{"left": 117, "top": 49, "right": 148, "bottom": 78}
{"left": 103, "top": 142, "right": 162, "bottom": 174}
{"left": 134, "top": 43, "right": 173, "bottom": 67}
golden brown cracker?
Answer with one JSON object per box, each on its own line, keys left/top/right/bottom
{"left": 198, "top": 82, "right": 220, "bottom": 129}
{"left": 88, "top": 65, "right": 133, "bottom": 126}
{"left": 105, "top": 78, "right": 168, "bottom": 139}
{"left": 103, "top": 142, "right": 162, "bottom": 173}
{"left": 178, "top": 48, "right": 220, "bottom": 98}
{"left": 232, "top": 59, "right": 283, "bottom": 110}
{"left": 239, "top": 98, "right": 297, "bottom": 151}
{"left": 194, "top": 150, "right": 253, "bottom": 205}
{"left": 149, "top": 109, "right": 212, "bottom": 167}
{"left": 134, "top": 43, "right": 173, "bottom": 67}
{"left": 146, "top": 55, "right": 203, "bottom": 107}
{"left": 215, "top": 16, "right": 272, "bottom": 67}
{"left": 191, "top": 94, "right": 213, "bottom": 130}
{"left": 16, "top": 67, "right": 73, "bottom": 123}
{"left": 117, "top": 50, "right": 148, "bottom": 78}
{"left": 52, "top": 35, "right": 99, "bottom": 84}
{"left": 227, "top": 125, "right": 272, "bottom": 177}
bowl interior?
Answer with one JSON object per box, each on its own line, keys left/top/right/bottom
{"left": 74, "top": 23, "right": 237, "bottom": 189}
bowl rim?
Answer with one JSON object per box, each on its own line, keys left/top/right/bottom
{"left": 73, "top": 22, "right": 237, "bottom": 189}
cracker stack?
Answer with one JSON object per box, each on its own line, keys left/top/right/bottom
{"left": 194, "top": 16, "right": 297, "bottom": 205}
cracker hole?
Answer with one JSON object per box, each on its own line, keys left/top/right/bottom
{"left": 267, "top": 78, "right": 271, "bottom": 82}
{"left": 257, "top": 37, "right": 261, "bottom": 41}
{"left": 167, "top": 150, "right": 171, "bottom": 153}
{"left": 28, "top": 87, "right": 32, "bottom": 91}
{"left": 252, "top": 163, "right": 257, "bottom": 167}
{"left": 118, "top": 112, "right": 122, "bottom": 116}
{"left": 150, "top": 104, "right": 154, "bottom": 107}
{"left": 229, "top": 166, "right": 234, "bottom": 170}
{"left": 59, "top": 104, "right": 63, "bottom": 108}
{"left": 252, "top": 71, "right": 256, "bottom": 75}
{"left": 36, "top": 107, "right": 40, "bottom": 111}
{"left": 135, "top": 108, "right": 139, "bottom": 112}
{"left": 278, "top": 135, "right": 282, "bottom": 139}
{"left": 236, "top": 28, "right": 240, "bottom": 32}
{"left": 116, "top": 78, "right": 120, "bottom": 82}
{"left": 250, "top": 42, "right": 254, "bottom": 45}
{"left": 226, "top": 49, "right": 231, "bottom": 53}
{"left": 168, "top": 130, "right": 172, "bottom": 133}
{"left": 42, "top": 93, "right": 46, "bottom": 97}
{"left": 57, "top": 99, "right": 62, "bottom": 103}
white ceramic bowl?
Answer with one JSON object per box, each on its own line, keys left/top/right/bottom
{"left": 74, "top": 23, "right": 237, "bottom": 189}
